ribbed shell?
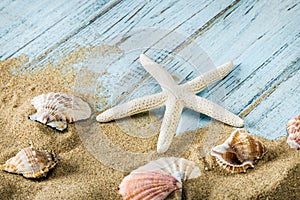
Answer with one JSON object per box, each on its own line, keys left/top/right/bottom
{"left": 0, "top": 146, "right": 58, "bottom": 178}
{"left": 29, "top": 92, "right": 91, "bottom": 131}
{"left": 211, "top": 129, "right": 268, "bottom": 173}
{"left": 119, "top": 170, "right": 182, "bottom": 200}
{"left": 286, "top": 115, "right": 300, "bottom": 150}
{"left": 214, "top": 153, "right": 254, "bottom": 173}
{"left": 133, "top": 157, "right": 201, "bottom": 182}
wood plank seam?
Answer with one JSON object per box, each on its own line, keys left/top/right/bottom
{"left": 13, "top": 0, "right": 124, "bottom": 74}
{"left": 102, "top": 1, "right": 241, "bottom": 107}
{"left": 240, "top": 56, "right": 300, "bottom": 118}
{"left": 172, "top": 0, "right": 242, "bottom": 56}
{"left": 7, "top": 16, "right": 68, "bottom": 59}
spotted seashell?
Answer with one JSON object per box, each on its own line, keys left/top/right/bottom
{"left": 29, "top": 92, "right": 91, "bottom": 131}
{"left": 286, "top": 114, "right": 300, "bottom": 150}
{"left": 211, "top": 129, "right": 268, "bottom": 173}
{"left": 0, "top": 146, "right": 58, "bottom": 178}
{"left": 119, "top": 157, "right": 200, "bottom": 200}
{"left": 119, "top": 170, "right": 182, "bottom": 200}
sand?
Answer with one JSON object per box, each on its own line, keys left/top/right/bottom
{"left": 0, "top": 48, "right": 299, "bottom": 200}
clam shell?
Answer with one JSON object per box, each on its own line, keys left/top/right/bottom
{"left": 119, "top": 157, "right": 200, "bottom": 200}
{"left": 119, "top": 170, "right": 182, "bottom": 200}
{"left": 286, "top": 115, "right": 300, "bottom": 150}
{"left": 211, "top": 129, "right": 268, "bottom": 173}
{"left": 133, "top": 157, "right": 201, "bottom": 182}
{"left": 0, "top": 146, "right": 58, "bottom": 178}
{"left": 29, "top": 92, "right": 91, "bottom": 131}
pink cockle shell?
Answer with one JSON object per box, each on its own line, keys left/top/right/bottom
{"left": 119, "top": 170, "right": 182, "bottom": 200}
{"left": 119, "top": 157, "right": 200, "bottom": 200}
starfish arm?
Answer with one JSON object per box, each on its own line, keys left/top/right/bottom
{"left": 157, "top": 97, "right": 183, "bottom": 153}
{"left": 182, "top": 61, "right": 233, "bottom": 94}
{"left": 185, "top": 95, "right": 244, "bottom": 127}
{"left": 140, "top": 54, "right": 177, "bottom": 91}
{"left": 96, "top": 93, "right": 167, "bottom": 122}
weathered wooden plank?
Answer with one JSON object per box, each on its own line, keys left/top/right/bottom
{"left": 80, "top": 0, "right": 299, "bottom": 138}
{"left": 5, "top": 0, "right": 234, "bottom": 115}
{"left": 83, "top": 0, "right": 299, "bottom": 138}
{"left": 25, "top": 0, "right": 235, "bottom": 92}
{"left": 243, "top": 58, "right": 300, "bottom": 139}
{"left": 0, "top": 0, "right": 118, "bottom": 59}
{"left": 188, "top": 0, "right": 300, "bottom": 138}
{"left": 16, "top": 0, "right": 234, "bottom": 66}
{"left": 1, "top": 0, "right": 298, "bottom": 139}
{"left": 0, "top": 0, "right": 237, "bottom": 135}
{"left": 23, "top": 0, "right": 237, "bottom": 136}
{"left": 59, "top": 0, "right": 237, "bottom": 132}
{"left": 193, "top": 0, "right": 299, "bottom": 104}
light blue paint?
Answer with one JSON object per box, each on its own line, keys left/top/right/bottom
{"left": 0, "top": 0, "right": 298, "bottom": 140}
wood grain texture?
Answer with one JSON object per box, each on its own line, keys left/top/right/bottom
{"left": 193, "top": 0, "right": 299, "bottom": 138}
{"left": 0, "top": 0, "right": 119, "bottom": 59}
{"left": 0, "top": 0, "right": 299, "bottom": 139}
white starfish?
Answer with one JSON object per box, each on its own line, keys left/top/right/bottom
{"left": 96, "top": 54, "right": 244, "bottom": 153}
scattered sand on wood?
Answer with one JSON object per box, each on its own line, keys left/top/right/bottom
{"left": 0, "top": 47, "right": 299, "bottom": 199}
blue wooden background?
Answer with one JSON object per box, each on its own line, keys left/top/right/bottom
{"left": 0, "top": 0, "right": 299, "bottom": 139}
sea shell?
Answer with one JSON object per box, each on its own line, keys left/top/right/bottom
{"left": 29, "top": 92, "right": 91, "bottom": 131}
{"left": 287, "top": 114, "right": 300, "bottom": 135}
{"left": 134, "top": 157, "right": 201, "bottom": 182}
{"left": 119, "top": 170, "right": 182, "bottom": 200}
{"left": 119, "top": 157, "right": 200, "bottom": 200}
{"left": 0, "top": 146, "right": 59, "bottom": 178}
{"left": 286, "top": 114, "right": 300, "bottom": 150}
{"left": 211, "top": 129, "right": 268, "bottom": 173}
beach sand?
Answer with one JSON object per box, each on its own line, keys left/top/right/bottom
{"left": 0, "top": 49, "right": 299, "bottom": 200}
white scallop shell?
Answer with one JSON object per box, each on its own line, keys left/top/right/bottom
{"left": 133, "top": 157, "right": 201, "bottom": 182}
{"left": 211, "top": 129, "right": 268, "bottom": 173}
{"left": 0, "top": 146, "right": 58, "bottom": 178}
{"left": 119, "top": 170, "right": 182, "bottom": 200}
{"left": 29, "top": 92, "right": 91, "bottom": 131}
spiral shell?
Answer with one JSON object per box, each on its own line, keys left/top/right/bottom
{"left": 0, "top": 146, "right": 59, "bottom": 178}
{"left": 211, "top": 129, "right": 268, "bottom": 173}
{"left": 286, "top": 114, "right": 300, "bottom": 150}
{"left": 119, "top": 157, "right": 200, "bottom": 200}
{"left": 29, "top": 92, "right": 91, "bottom": 131}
